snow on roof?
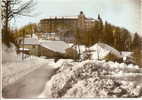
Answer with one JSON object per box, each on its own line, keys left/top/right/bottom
{"left": 42, "top": 16, "right": 95, "bottom": 20}
{"left": 85, "top": 19, "right": 96, "bottom": 22}
{"left": 40, "top": 40, "right": 69, "bottom": 53}
{"left": 32, "top": 34, "right": 38, "bottom": 39}
{"left": 63, "top": 16, "right": 78, "bottom": 19}
{"left": 44, "top": 32, "right": 56, "bottom": 35}
{"left": 23, "top": 38, "right": 40, "bottom": 45}
{"left": 45, "top": 16, "right": 78, "bottom": 19}
{"left": 89, "top": 43, "right": 122, "bottom": 59}
{"left": 25, "top": 34, "right": 38, "bottom": 39}
{"left": 19, "top": 48, "right": 30, "bottom": 51}
{"left": 121, "top": 51, "right": 133, "bottom": 57}
{"left": 86, "top": 16, "right": 95, "bottom": 20}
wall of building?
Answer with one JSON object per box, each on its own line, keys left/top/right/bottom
{"left": 39, "top": 46, "right": 64, "bottom": 58}
{"left": 39, "top": 12, "right": 95, "bottom": 33}
{"left": 20, "top": 45, "right": 39, "bottom": 56}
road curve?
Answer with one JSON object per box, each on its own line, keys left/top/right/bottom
{"left": 2, "top": 63, "right": 59, "bottom": 98}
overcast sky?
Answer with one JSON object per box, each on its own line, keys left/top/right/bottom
{"left": 11, "top": 0, "right": 141, "bottom": 35}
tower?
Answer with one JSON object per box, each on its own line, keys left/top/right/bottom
{"left": 78, "top": 11, "right": 86, "bottom": 29}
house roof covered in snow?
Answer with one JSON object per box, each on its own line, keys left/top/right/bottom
{"left": 89, "top": 43, "right": 122, "bottom": 59}
{"left": 121, "top": 51, "right": 133, "bottom": 57}
{"left": 40, "top": 40, "right": 69, "bottom": 53}
{"left": 19, "top": 48, "right": 30, "bottom": 51}
{"left": 23, "top": 38, "right": 40, "bottom": 45}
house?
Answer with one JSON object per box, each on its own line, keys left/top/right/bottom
{"left": 42, "top": 32, "right": 60, "bottom": 40}
{"left": 20, "top": 38, "right": 40, "bottom": 56}
{"left": 59, "top": 31, "right": 75, "bottom": 43}
{"left": 39, "top": 40, "right": 69, "bottom": 58}
{"left": 19, "top": 35, "right": 76, "bottom": 58}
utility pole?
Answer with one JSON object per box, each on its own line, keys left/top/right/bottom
{"left": 22, "top": 30, "right": 25, "bottom": 60}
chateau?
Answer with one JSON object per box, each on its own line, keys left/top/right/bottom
{"left": 39, "top": 11, "right": 95, "bottom": 33}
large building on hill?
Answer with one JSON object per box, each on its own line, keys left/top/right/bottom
{"left": 39, "top": 11, "right": 95, "bottom": 33}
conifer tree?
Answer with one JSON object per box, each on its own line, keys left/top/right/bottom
{"left": 97, "top": 14, "right": 103, "bottom": 42}
{"left": 131, "top": 33, "right": 141, "bottom": 50}
{"left": 103, "top": 21, "right": 114, "bottom": 46}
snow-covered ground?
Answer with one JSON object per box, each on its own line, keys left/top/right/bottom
{"left": 2, "top": 44, "right": 54, "bottom": 88}
{"left": 2, "top": 43, "right": 74, "bottom": 89}
{"left": 2, "top": 43, "right": 142, "bottom": 98}
{"left": 38, "top": 60, "right": 142, "bottom": 98}
{"left": 2, "top": 55, "right": 49, "bottom": 88}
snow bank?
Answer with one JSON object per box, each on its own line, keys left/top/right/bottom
{"left": 2, "top": 44, "right": 56, "bottom": 88}
{"left": 38, "top": 60, "right": 142, "bottom": 98}
{"left": 2, "top": 44, "right": 17, "bottom": 64}
{"left": 47, "top": 59, "right": 74, "bottom": 69}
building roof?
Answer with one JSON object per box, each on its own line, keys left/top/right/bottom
{"left": 44, "top": 32, "right": 56, "bottom": 35}
{"left": 41, "top": 16, "right": 95, "bottom": 21}
{"left": 40, "top": 40, "right": 69, "bottom": 53}
{"left": 41, "top": 16, "right": 78, "bottom": 21}
{"left": 23, "top": 38, "right": 40, "bottom": 45}
{"left": 89, "top": 43, "right": 122, "bottom": 59}
{"left": 19, "top": 48, "right": 30, "bottom": 51}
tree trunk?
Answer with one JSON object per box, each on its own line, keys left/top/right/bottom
{"left": 2, "top": 0, "right": 10, "bottom": 47}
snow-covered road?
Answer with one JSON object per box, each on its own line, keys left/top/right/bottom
{"left": 2, "top": 64, "right": 59, "bottom": 98}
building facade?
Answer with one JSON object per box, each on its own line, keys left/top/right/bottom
{"left": 39, "top": 11, "right": 95, "bottom": 33}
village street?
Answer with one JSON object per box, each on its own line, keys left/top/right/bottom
{"left": 2, "top": 63, "right": 58, "bottom": 98}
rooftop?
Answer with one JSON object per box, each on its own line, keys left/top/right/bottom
{"left": 23, "top": 38, "right": 40, "bottom": 45}
{"left": 39, "top": 40, "right": 69, "bottom": 53}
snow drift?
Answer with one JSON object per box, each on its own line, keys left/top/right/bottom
{"left": 2, "top": 44, "right": 54, "bottom": 88}
{"left": 2, "top": 44, "right": 17, "bottom": 64}
{"left": 38, "top": 60, "right": 142, "bottom": 98}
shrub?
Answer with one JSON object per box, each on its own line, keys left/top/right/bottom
{"left": 65, "top": 48, "right": 78, "bottom": 59}
{"left": 132, "top": 49, "right": 142, "bottom": 67}
{"left": 104, "top": 53, "right": 121, "bottom": 62}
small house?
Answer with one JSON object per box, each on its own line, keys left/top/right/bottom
{"left": 39, "top": 40, "right": 69, "bottom": 58}
{"left": 20, "top": 38, "right": 40, "bottom": 56}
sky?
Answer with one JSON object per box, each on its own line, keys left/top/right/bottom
{"left": 11, "top": 0, "right": 141, "bottom": 35}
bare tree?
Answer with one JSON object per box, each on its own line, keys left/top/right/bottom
{"left": 2, "top": 0, "right": 35, "bottom": 47}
